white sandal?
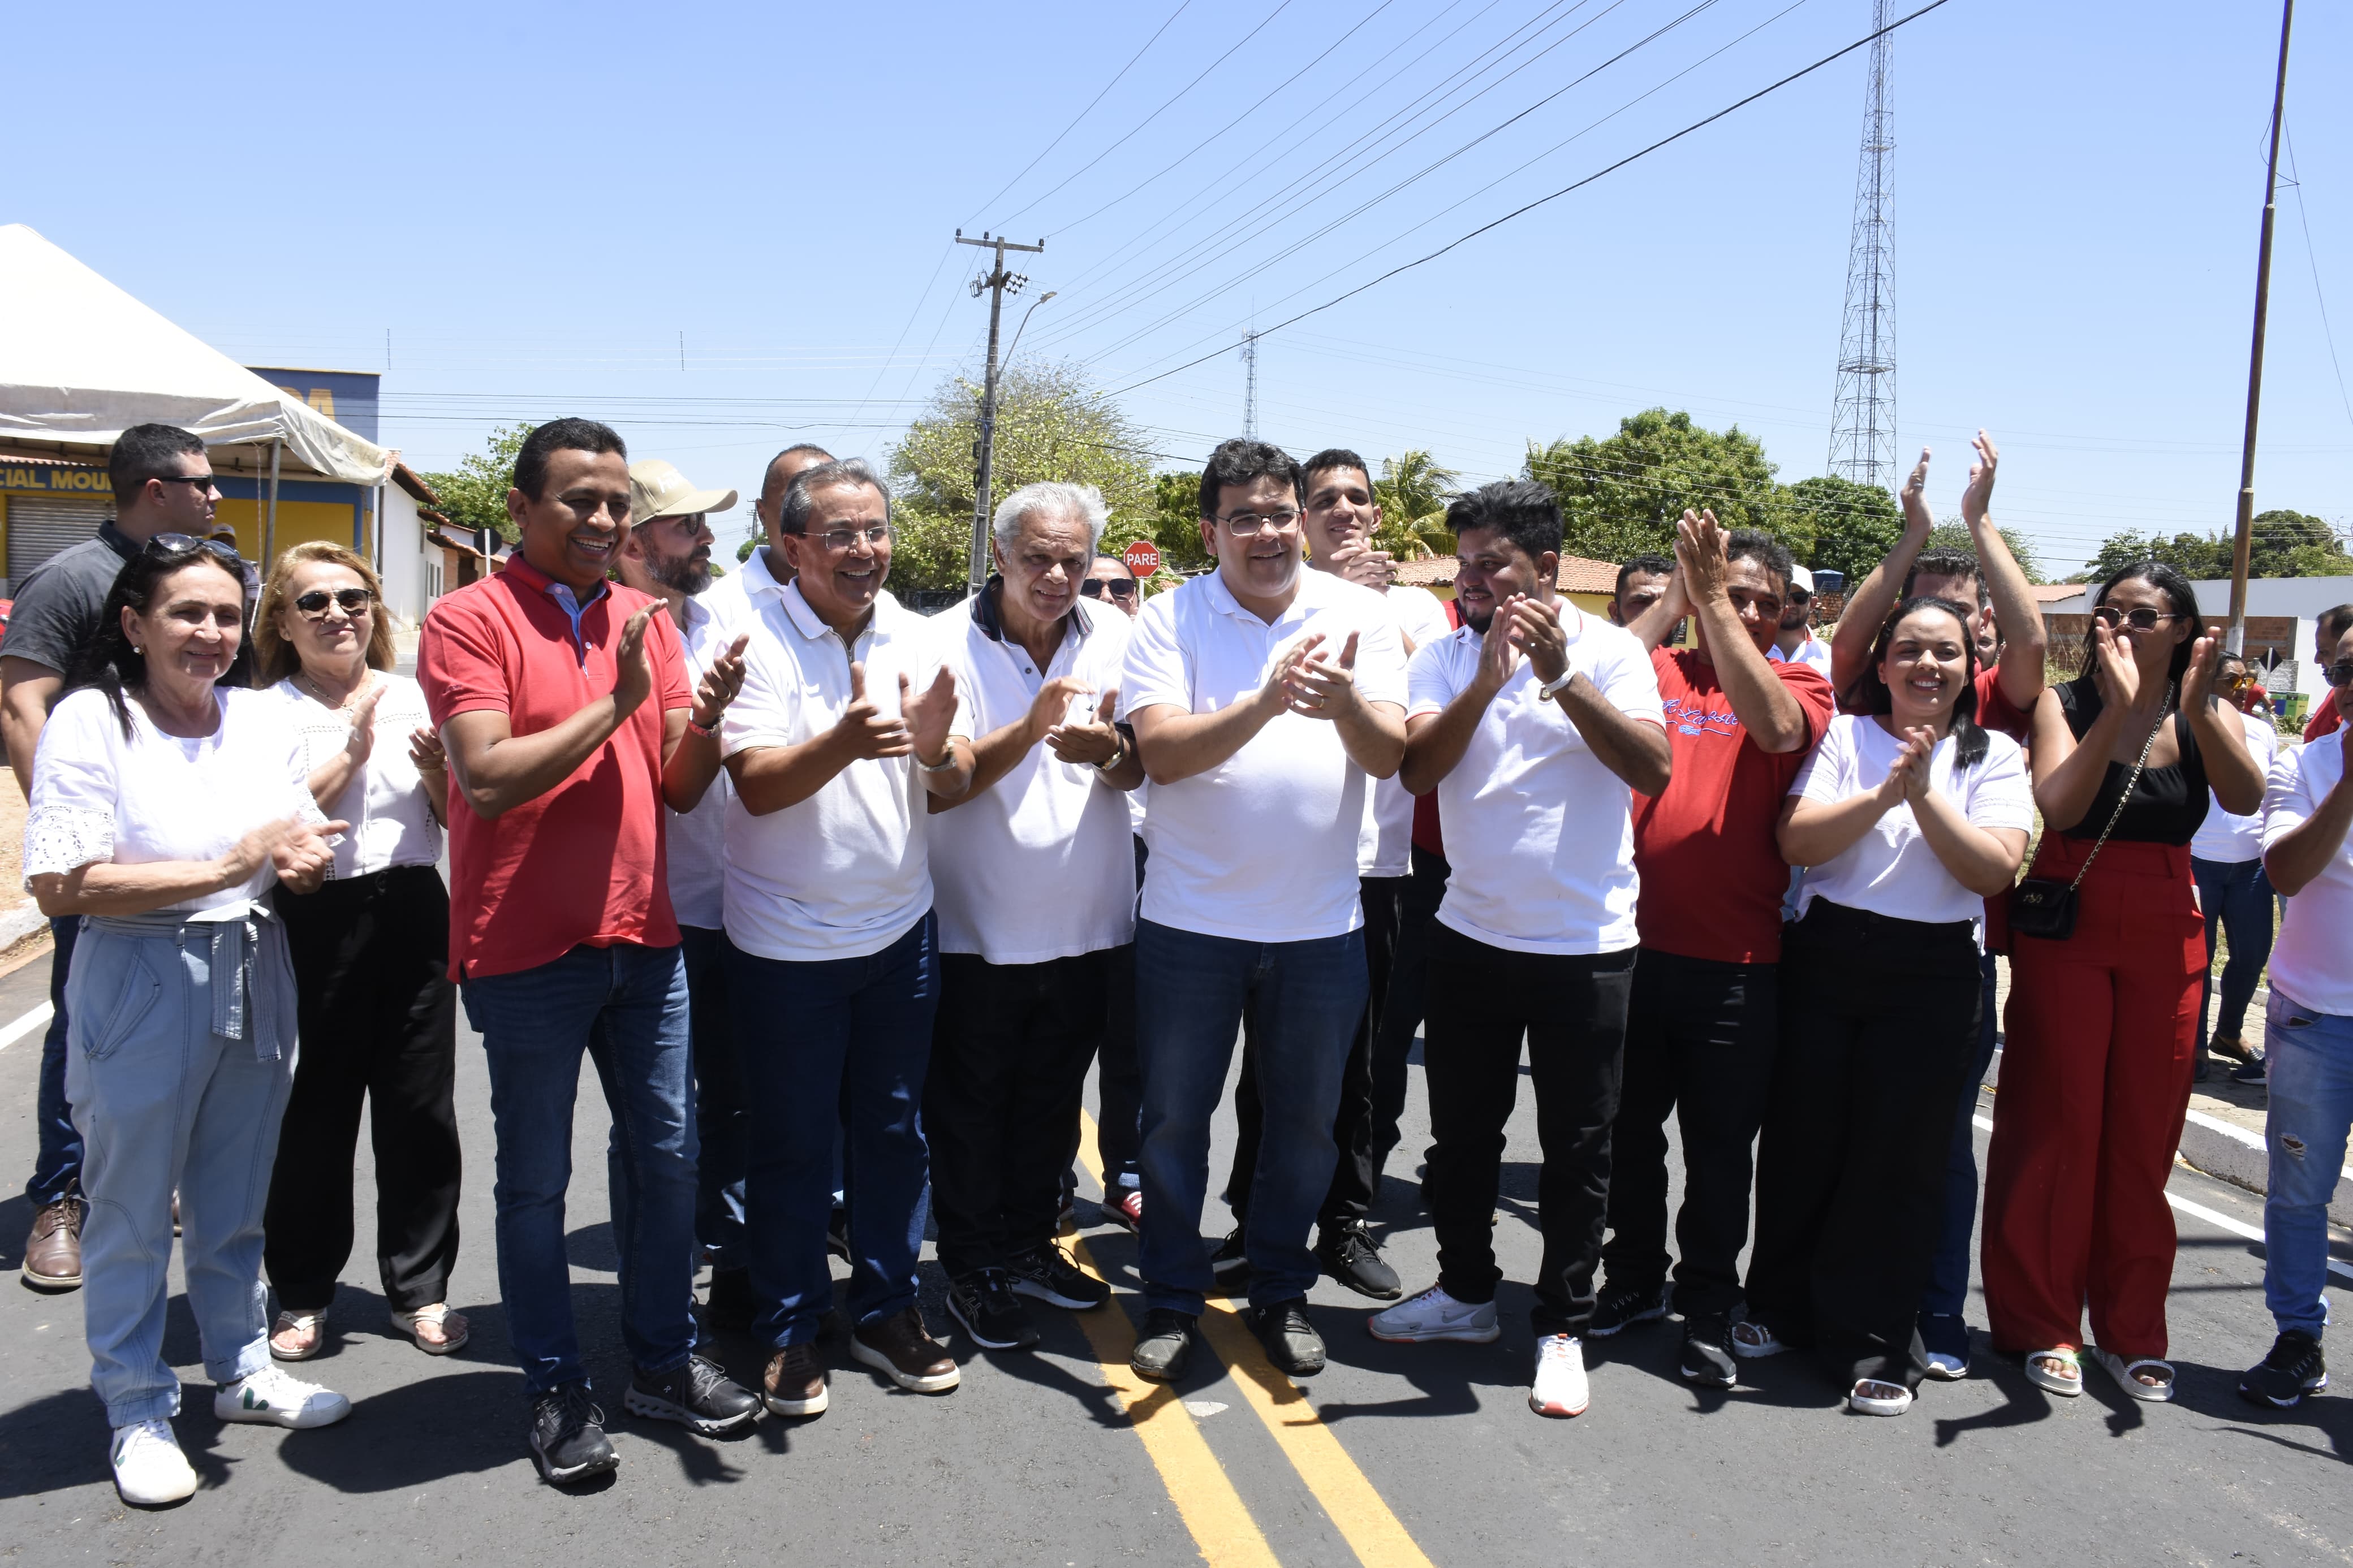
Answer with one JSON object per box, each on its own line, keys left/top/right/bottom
{"left": 2091, "top": 1347, "right": 2175, "bottom": 1402}
{"left": 390, "top": 1303, "right": 470, "bottom": 1356}
{"left": 1730, "top": 1319, "right": 1785, "bottom": 1359}
{"left": 269, "top": 1310, "right": 329, "bottom": 1362}
{"left": 1850, "top": 1378, "right": 1913, "bottom": 1416}
{"left": 2024, "top": 1347, "right": 2083, "bottom": 1397}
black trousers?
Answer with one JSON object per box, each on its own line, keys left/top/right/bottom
{"left": 1092, "top": 835, "right": 1150, "bottom": 1186}
{"left": 264, "top": 865, "right": 462, "bottom": 1314}
{"left": 1423, "top": 926, "right": 1636, "bottom": 1337}
{"left": 929, "top": 949, "right": 1112, "bottom": 1278}
{"left": 1598, "top": 945, "right": 1779, "bottom": 1321}
{"left": 1745, "top": 900, "right": 1982, "bottom": 1392}
{"left": 1226, "top": 874, "right": 1403, "bottom": 1230}
{"left": 1370, "top": 846, "right": 1451, "bottom": 1185}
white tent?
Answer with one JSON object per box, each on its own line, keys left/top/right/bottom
{"left": 0, "top": 223, "right": 390, "bottom": 488}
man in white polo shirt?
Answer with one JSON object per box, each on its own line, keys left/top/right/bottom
{"left": 718, "top": 458, "right": 973, "bottom": 1418}
{"left": 1368, "top": 481, "right": 1670, "bottom": 1420}
{"left": 925, "top": 482, "right": 1145, "bottom": 1353}
{"left": 1118, "top": 438, "right": 1408, "bottom": 1383}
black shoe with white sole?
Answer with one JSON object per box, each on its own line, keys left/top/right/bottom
{"left": 624, "top": 1355, "right": 761, "bottom": 1436}
{"left": 947, "top": 1271, "right": 1041, "bottom": 1350}
{"left": 1006, "top": 1242, "right": 1110, "bottom": 1310}
{"left": 1679, "top": 1314, "right": 1738, "bottom": 1389}
{"left": 2239, "top": 1329, "right": 2328, "bottom": 1408}
{"left": 1131, "top": 1309, "right": 1197, "bottom": 1382}
{"left": 1209, "top": 1227, "right": 1250, "bottom": 1281}
{"left": 1250, "top": 1301, "right": 1326, "bottom": 1377}
{"left": 1316, "top": 1221, "right": 1402, "bottom": 1300}
{"left": 529, "top": 1384, "right": 619, "bottom": 1484}
{"left": 1589, "top": 1280, "right": 1671, "bottom": 1338}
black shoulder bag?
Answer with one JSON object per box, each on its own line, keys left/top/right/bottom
{"left": 2008, "top": 710, "right": 2167, "bottom": 941}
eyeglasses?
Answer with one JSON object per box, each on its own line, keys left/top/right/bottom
{"left": 804, "top": 524, "right": 892, "bottom": 552}
{"left": 2327, "top": 657, "right": 2353, "bottom": 689}
{"left": 1216, "top": 508, "right": 1300, "bottom": 537}
{"left": 1080, "top": 578, "right": 1139, "bottom": 601}
{"left": 295, "top": 587, "right": 374, "bottom": 619}
{"left": 149, "top": 474, "right": 221, "bottom": 495}
{"left": 2091, "top": 606, "right": 2185, "bottom": 632}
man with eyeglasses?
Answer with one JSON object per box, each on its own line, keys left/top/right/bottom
{"left": 717, "top": 457, "right": 973, "bottom": 1418}
{"left": 421, "top": 418, "right": 760, "bottom": 1485}
{"left": 2, "top": 423, "right": 227, "bottom": 1295}
{"left": 1117, "top": 438, "right": 1409, "bottom": 1383}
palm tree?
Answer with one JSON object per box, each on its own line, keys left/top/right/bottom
{"left": 1373, "top": 450, "right": 1461, "bottom": 560}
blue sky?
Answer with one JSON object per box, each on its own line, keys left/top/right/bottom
{"left": 10, "top": 0, "right": 2348, "bottom": 578}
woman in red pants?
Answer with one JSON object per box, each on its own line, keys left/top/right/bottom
{"left": 1982, "top": 562, "right": 2265, "bottom": 1401}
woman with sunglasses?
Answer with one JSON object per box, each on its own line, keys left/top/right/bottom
{"left": 25, "top": 538, "right": 350, "bottom": 1506}
{"left": 1731, "top": 598, "right": 2031, "bottom": 1416}
{"left": 2188, "top": 652, "right": 2281, "bottom": 1080}
{"left": 248, "top": 543, "right": 466, "bottom": 1364}
{"left": 1981, "top": 562, "right": 2265, "bottom": 1402}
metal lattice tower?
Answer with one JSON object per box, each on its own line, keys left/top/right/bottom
{"left": 1828, "top": 0, "right": 1897, "bottom": 487}
{"left": 1241, "top": 328, "right": 1260, "bottom": 440}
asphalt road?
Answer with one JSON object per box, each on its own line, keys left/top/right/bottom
{"left": 1, "top": 938, "right": 2348, "bottom": 1568}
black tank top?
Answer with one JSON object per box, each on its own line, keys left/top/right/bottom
{"left": 2053, "top": 677, "right": 2208, "bottom": 845}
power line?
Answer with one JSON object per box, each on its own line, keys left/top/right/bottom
{"left": 2284, "top": 129, "right": 2353, "bottom": 435}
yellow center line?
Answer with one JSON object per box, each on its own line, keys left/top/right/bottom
{"left": 1076, "top": 1112, "right": 1438, "bottom": 1568}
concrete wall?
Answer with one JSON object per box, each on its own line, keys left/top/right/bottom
{"left": 378, "top": 483, "right": 430, "bottom": 630}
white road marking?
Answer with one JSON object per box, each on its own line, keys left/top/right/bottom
{"left": 0, "top": 1002, "right": 53, "bottom": 1053}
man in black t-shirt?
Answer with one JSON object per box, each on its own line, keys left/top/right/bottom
{"left": 1, "top": 424, "right": 221, "bottom": 1293}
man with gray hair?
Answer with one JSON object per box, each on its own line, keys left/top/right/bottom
{"left": 924, "top": 481, "right": 1147, "bottom": 1349}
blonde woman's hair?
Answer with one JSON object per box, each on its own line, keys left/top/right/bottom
{"left": 253, "top": 541, "right": 396, "bottom": 686}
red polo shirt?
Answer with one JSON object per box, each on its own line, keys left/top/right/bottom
{"left": 419, "top": 555, "right": 691, "bottom": 980}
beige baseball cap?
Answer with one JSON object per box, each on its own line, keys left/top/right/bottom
{"left": 628, "top": 459, "right": 738, "bottom": 524}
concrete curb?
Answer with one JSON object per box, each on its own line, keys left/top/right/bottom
{"left": 2174, "top": 1107, "right": 2353, "bottom": 1232}
{"left": 0, "top": 901, "right": 45, "bottom": 952}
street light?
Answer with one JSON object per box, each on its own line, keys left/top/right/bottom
{"left": 1001, "top": 291, "right": 1058, "bottom": 372}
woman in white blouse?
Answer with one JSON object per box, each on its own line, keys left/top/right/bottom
{"left": 248, "top": 542, "right": 466, "bottom": 1363}
{"left": 25, "top": 538, "right": 351, "bottom": 1507}
{"left": 1728, "top": 597, "right": 2033, "bottom": 1417}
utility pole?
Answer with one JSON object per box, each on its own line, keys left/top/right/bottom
{"left": 956, "top": 230, "right": 1045, "bottom": 593}
{"left": 1242, "top": 327, "right": 1260, "bottom": 440}
{"left": 1828, "top": 0, "right": 1897, "bottom": 488}
{"left": 2227, "top": 0, "right": 2295, "bottom": 656}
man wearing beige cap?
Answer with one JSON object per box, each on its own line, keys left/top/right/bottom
{"left": 617, "top": 458, "right": 756, "bottom": 1329}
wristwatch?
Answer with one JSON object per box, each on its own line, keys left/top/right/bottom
{"left": 1537, "top": 669, "right": 1575, "bottom": 699}
{"left": 1092, "top": 734, "right": 1126, "bottom": 774}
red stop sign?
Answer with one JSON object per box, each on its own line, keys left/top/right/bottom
{"left": 1123, "top": 539, "right": 1162, "bottom": 576}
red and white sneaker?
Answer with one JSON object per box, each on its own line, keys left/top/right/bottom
{"left": 1529, "top": 1333, "right": 1589, "bottom": 1418}
{"left": 1101, "top": 1186, "right": 1143, "bottom": 1234}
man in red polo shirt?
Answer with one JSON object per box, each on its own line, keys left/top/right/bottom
{"left": 2307, "top": 606, "right": 2353, "bottom": 743}
{"left": 420, "top": 418, "right": 757, "bottom": 1487}
{"left": 1592, "top": 510, "right": 1834, "bottom": 1388}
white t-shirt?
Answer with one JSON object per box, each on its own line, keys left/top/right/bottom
{"left": 1357, "top": 582, "right": 1454, "bottom": 879}
{"left": 1118, "top": 565, "right": 1407, "bottom": 942}
{"left": 2261, "top": 736, "right": 2353, "bottom": 1017}
{"left": 24, "top": 686, "right": 325, "bottom": 912}
{"left": 1789, "top": 714, "right": 2035, "bottom": 926}
{"left": 1404, "top": 607, "right": 1664, "bottom": 955}
{"left": 2188, "top": 708, "right": 2279, "bottom": 865}
{"left": 719, "top": 581, "right": 958, "bottom": 962}
{"left": 930, "top": 590, "right": 1139, "bottom": 964}
{"left": 1769, "top": 636, "right": 1835, "bottom": 678}
{"left": 663, "top": 593, "right": 735, "bottom": 930}
{"left": 268, "top": 672, "right": 441, "bottom": 881}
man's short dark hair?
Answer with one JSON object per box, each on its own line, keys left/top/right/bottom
{"left": 764, "top": 443, "right": 834, "bottom": 490}
{"left": 1615, "top": 552, "right": 1674, "bottom": 601}
{"left": 1724, "top": 529, "right": 1795, "bottom": 594}
{"left": 513, "top": 418, "right": 626, "bottom": 500}
{"left": 1446, "top": 480, "right": 1561, "bottom": 563}
{"left": 778, "top": 457, "right": 890, "bottom": 535}
{"left": 1905, "top": 547, "right": 1984, "bottom": 603}
{"left": 1197, "top": 439, "right": 1303, "bottom": 520}
{"left": 1093, "top": 551, "right": 1137, "bottom": 577}
{"left": 1300, "top": 448, "right": 1373, "bottom": 494}
{"left": 2320, "top": 603, "right": 2353, "bottom": 643}
{"left": 107, "top": 423, "right": 206, "bottom": 505}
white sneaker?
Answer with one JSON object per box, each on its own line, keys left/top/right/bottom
{"left": 1529, "top": 1333, "right": 1590, "bottom": 1418}
{"left": 1367, "top": 1284, "right": 1500, "bottom": 1344}
{"left": 110, "top": 1419, "right": 197, "bottom": 1506}
{"left": 214, "top": 1364, "right": 352, "bottom": 1429}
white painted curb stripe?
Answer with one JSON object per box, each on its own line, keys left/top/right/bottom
{"left": 2186, "top": 1105, "right": 2353, "bottom": 1185}
{"left": 0, "top": 1002, "right": 53, "bottom": 1053}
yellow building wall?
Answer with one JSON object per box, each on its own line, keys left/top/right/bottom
{"left": 210, "top": 499, "right": 368, "bottom": 563}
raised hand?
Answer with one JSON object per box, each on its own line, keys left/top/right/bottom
{"left": 338, "top": 683, "right": 383, "bottom": 766}
{"left": 693, "top": 633, "right": 751, "bottom": 728}
{"left": 1024, "top": 675, "right": 1095, "bottom": 744}
{"left": 1047, "top": 688, "right": 1123, "bottom": 767}
{"left": 1285, "top": 630, "right": 1363, "bottom": 721}
{"left": 1961, "top": 431, "right": 1998, "bottom": 528}
{"left": 613, "top": 605, "right": 657, "bottom": 716}
{"left": 1506, "top": 597, "right": 1568, "bottom": 685}
{"left": 1674, "top": 510, "right": 1730, "bottom": 607}
{"left": 1323, "top": 540, "right": 1396, "bottom": 590}
{"left": 2178, "top": 627, "right": 2225, "bottom": 712}
{"left": 1473, "top": 594, "right": 1524, "bottom": 694}
{"left": 833, "top": 660, "right": 912, "bottom": 760}
{"left": 901, "top": 664, "right": 960, "bottom": 763}
{"left": 2088, "top": 620, "right": 2140, "bottom": 709}
{"left": 407, "top": 726, "right": 446, "bottom": 775}
{"left": 1878, "top": 727, "right": 1933, "bottom": 806}
{"left": 1901, "top": 447, "right": 1933, "bottom": 532}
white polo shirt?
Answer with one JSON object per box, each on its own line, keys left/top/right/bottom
{"left": 930, "top": 588, "right": 1139, "bottom": 964}
{"left": 663, "top": 593, "right": 733, "bottom": 930}
{"left": 1405, "top": 607, "right": 1664, "bottom": 955}
{"left": 1357, "top": 582, "right": 1454, "bottom": 878}
{"left": 719, "top": 579, "right": 954, "bottom": 962}
{"left": 2262, "top": 736, "right": 2353, "bottom": 1017}
{"left": 1119, "top": 565, "right": 1407, "bottom": 942}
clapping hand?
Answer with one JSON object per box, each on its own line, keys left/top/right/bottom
{"left": 1285, "top": 630, "right": 1364, "bottom": 721}
{"left": 1673, "top": 510, "right": 1731, "bottom": 608}
{"left": 834, "top": 661, "right": 912, "bottom": 759}
{"left": 612, "top": 606, "right": 657, "bottom": 715}
{"left": 1961, "top": 431, "right": 1998, "bottom": 528}
{"left": 407, "top": 727, "right": 446, "bottom": 775}
{"left": 1048, "top": 689, "right": 1123, "bottom": 767}
{"left": 1504, "top": 597, "right": 1567, "bottom": 685}
{"left": 339, "top": 684, "right": 383, "bottom": 766}
{"left": 1473, "top": 595, "right": 1523, "bottom": 694}
{"left": 270, "top": 818, "right": 350, "bottom": 891}
{"left": 1878, "top": 727, "right": 1935, "bottom": 807}
{"left": 693, "top": 634, "right": 751, "bottom": 728}
{"left": 900, "top": 664, "right": 960, "bottom": 766}
{"left": 1901, "top": 447, "right": 1933, "bottom": 533}
{"left": 2178, "top": 627, "right": 2226, "bottom": 712}
{"left": 1322, "top": 539, "right": 1396, "bottom": 590}
{"left": 2088, "top": 620, "right": 2141, "bottom": 708}
{"left": 1024, "top": 676, "right": 1094, "bottom": 746}
{"left": 1260, "top": 633, "right": 1326, "bottom": 715}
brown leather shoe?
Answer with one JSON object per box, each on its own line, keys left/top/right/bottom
{"left": 849, "top": 1306, "right": 960, "bottom": 1393}
{"left": 23, "top": 1195, "right": 84, "bottom": 1290}
{"left": 763, "top": 1344, "right": 829, "bottom": 1417}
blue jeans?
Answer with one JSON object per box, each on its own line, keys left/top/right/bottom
{"left": 609, "top": 926, "right": 747, "bottom": 1272}
{"left": 1921, "top": 949, "right": 2002, "bottom": 1319}
{"left": 2261, "top": 994, "right": 2353, "bottom": 1338}
{"left": 1134, "top": 919, "right": 1367, "bottom": 1316}
{"left": 726, "top": 913, "right": 939, "bottom": 1347}
{"left": 24, "top": 917, "right": 85, "bottom": 1207}
{"left": 2192, "top": 857, "right": 2274, "bottom": 1051}
{"left": 461, "top": 942, "right": 697, "bottom": 1396}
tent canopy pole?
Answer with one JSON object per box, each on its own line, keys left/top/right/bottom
{"left": 263, "top": 438, "right": 281, "bottom": 564}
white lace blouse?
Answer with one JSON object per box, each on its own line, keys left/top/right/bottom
{"left": 24, "top": 685, "right": 324, "bottom": 912}
{"left": 268, "top": 673, "right": 442, "bottom": 879}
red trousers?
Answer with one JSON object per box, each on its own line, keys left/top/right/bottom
{"left": 1981, "top": 837, "right": 2203, "bottom": 1359}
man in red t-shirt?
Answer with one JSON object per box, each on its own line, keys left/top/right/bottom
{"left": 420, "top": 418, "right": 757, "bottom": 1484}
{"left": 1594, "top": 511, "right": 1834, "bottom": 1387}
{"left": 2306, "top": 606, "right": 2353, "bottom": 743}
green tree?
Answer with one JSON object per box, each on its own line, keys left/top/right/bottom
{"left": 1371, "top": 451, "right": 1460, "bottom": 560}
{"left": 2079, "top": 529, "right": 2226, "bottom": 582}
{"left": 2249, "top": 508, "right": 2350, "bottom": 577}
{"left": 1783, "top": 474, "right": 1901, "bottom": 584}
{"left": 418, "top": 423, "right": 533, "bottom": 542}
{"left": 1523, "top": 409, "right": 1785, "bottom": 564}
{"left": 1144, "top": 472, "right": 1212, "bottom": 573}
{"left": 1924, "top": 517, "right": 2047, "bottom": 585}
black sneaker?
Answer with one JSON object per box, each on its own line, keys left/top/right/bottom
{"left": 529, "top": 1384, "right": 618, "bottom": 1484}
{"left": 2239, "top": 1329, "right": 2328, "bottom": 1408}
{"left": 2231, "top": 1057, "right": 2268, "bottom": 1086}
{"left": 1209, "top": 1227, "right": 1250, "bottom": 1281}
{"left": 624, "top": 1354, "right": 760, "bottom": 1435}
{"left": 704, "top": 1267, "right": 756, "bottom": 1333}
{"left": 1315, "top": 1221, "right": 1402, "bottom": 1300}
{"left": 946, "top": 1270, "right": 1041, "bottom": 1351}
{"left": 1131, "top": 1308, "right": 1197, "bottom": 1382}
{"left": 826, "top": 1207, "right": 852, "bottom": 1262}
{"left": 1679, "top": 1314, "right": 1737, "bottom": 1388}
{"left": 1006, "top": 1242, "right": 1110, "bottom": 1310}
{"left": 1250, "top": 1300, "right": 1326, "bottom": 1377}
{"left": 1588, "top": 1280, "right": 1671, "bottom": 1338}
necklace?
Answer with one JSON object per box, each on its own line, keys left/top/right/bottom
{"left": 299, "top": 668, "right": 374, "bottom": 712}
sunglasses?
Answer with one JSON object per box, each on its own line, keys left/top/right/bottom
{"left": 2091, "top": 606, "right": 2184, "bottom": 632}
{"left": 1080, "top": 578, "right": 1139, "bottom": 601}
{"left": 2328, "top": 657, "right": 2353, "bottom": 690}
{"left": 149, "top": 474, "right": 221, "bottom": 495}
{"left": 295, "top": 587, "right": 374, "bottom": 619}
